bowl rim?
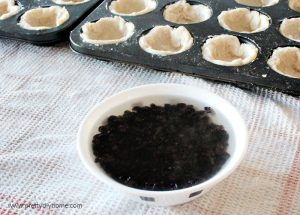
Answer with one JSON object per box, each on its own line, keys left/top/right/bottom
{"left": 77, "top": 83, "right": 248, "bottom": 196}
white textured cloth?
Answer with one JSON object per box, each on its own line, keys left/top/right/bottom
{"left": 0, "top": 39, "right": 300, "bottom": 215}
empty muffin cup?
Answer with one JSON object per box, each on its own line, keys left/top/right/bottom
{"left": 201, "top": 35, "right": 258, "bottom": 66}
{"left": 80, "top": 16, "right": 135, "bottom": 45}
{"left": 139, "top": 25, "right": 193, "bottom": 56}
{"left": 280, "top": 17, "right": 300, "bottom": 42}
{"left": 267, "top": 47, "right": 300, "bottom": 79}
{"left": 218, "top": 8, "right": 270, "bottom": 33}
{"left": 18, "top": 6, "right": 69, "bottom": 30}
{"left": 289, "top": 0, "right": 300, "bottom": 12}
{"left": 52, "top": 0, "right": 89, "bottom": 5}
{"left": 109, "top": 0, "right": 157, "bottom": 16}
{"left": 163, "top": 0, "right": 212, "bottom": 24}
{"left": 235, "top": 0, "right": 279, "bottom": 7}
{"left": 0, "top": 0, "right": 20, "bottom": 20}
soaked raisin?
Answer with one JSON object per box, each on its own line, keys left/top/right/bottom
{"left": 92, "top": 103, "right": 230, "bottom": 191}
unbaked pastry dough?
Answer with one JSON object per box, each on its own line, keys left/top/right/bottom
{"left": 289, "top": 0, "right": 300, "bottom": 12}
{"left": 202, "top": 35, "right": 258, "bottom": 66}
{"left": 80, "top": 16, "right": 134, "bottom": 45}
{"left": 109, "top": 0, "right": 156, "bottom": 16}
{"left": 139, "top": 25, "right": 193, "bottom": 56}
{"left": 280, "top": 18, "right": 300, "bottom": 42}
{"left": 163, "top": 0, "right": 212, "bottom": 24}
{"left": 52, "top": 0, "right": 89, "bottom": 5}
{"left": 19, "top": 6, "right": 69, "bottom": 30}
{"left": 235, "top": 0, "right": 279, "bottom": 7}
{"left": 0, "top": 0, "right": 20, "bottom": 20}
{"left": 267, "top": 47, "right": 300, "bottom": 78}
{"left": 218, "top": 8, "right": 270, "bottom": 33}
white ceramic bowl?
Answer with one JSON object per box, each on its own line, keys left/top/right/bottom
{"left": 77, "top": 84, "right": 248, "bottom": 206}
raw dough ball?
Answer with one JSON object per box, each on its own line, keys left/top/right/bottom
{"left": 19, "top": 6, "right": 69, "bottom": 30}
{"left": 163, "top": 0, "right": 212, "bottom": 24}
{"left": 201, "top": 35, "right": 258, "bottom": 66}
{"left": 52, "top": 0, "right": 89, "bottom": 5}
{"left": 109, "top": 0, "right": 156, "bottom": 16}
{"left": 80, "top": 16, "right": 135, "bottom": 45}
{"left": 280, "top": 18, "right": 300, "bottom": 42}
{"left": 289, "top": 0, "right": 300, "bottom": 12}
{"left": 139, "top": 25, "right": 193, "bottom": 56}
{"left": 0, "top": 0, "right": 20, "bottom": 20}
{"left": 267, "top": 47, "right": 300, "bottom": 78}
{"left": 218, "top": 8, "right": 270, "bottom": 33}
{"left": 235, "top": 0, "right": 279, "bottom": 7}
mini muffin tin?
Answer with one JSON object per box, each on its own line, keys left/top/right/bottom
{"left": 0, "top": 0, "right": 102, "bottom": 44}
{"left": 69, "top": 0, "right": 300, "bottom": 95}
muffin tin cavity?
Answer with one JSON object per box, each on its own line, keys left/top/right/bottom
{"left": 70, "top": 0, "right": 300, "bottom": 95}
{"left": 0, "top": 0, "right": 100, "bottom": 44}
{"left": 218, "top": 8, "right": 270, "bottom": 33}
{"left": 80, "top": 16, "right": 134, "bottom": 45}
{"left": 19, "top": 6, "right": 69, "bottom": 30}
{"left": 0, "top": 0, "right": 20, "bottom": 20}
{"left": 202, "top": 35, "right": 258, "bottom": 66}
{"left": 268, "top": 47, "right": 300, "bottom": 79}
{"left": 163, "top": 0, "right": 212, "bottom": 24}
{"left": 139, "top": 25, "right": 193, "bottom": 56}
{"left": 52, "top": 0, "right": 89, "bottom": 5}
{"left": 235, "top": 0, "right": 279, "bottom": 7}
{"left": 280, "top": 17, "right": 300, "bottom": 42}
{"left": 109, "top": 0, "right": 156, "bottom": 16}
{"left": 289, "top": 0, "right": 300, "bottom": 12}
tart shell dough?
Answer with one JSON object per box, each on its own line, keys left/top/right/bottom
{"left": 267, "top": 47, "right": 300, "bottom": 79}
{"left": 218, "top": 8, "right": 270, "bottom": 33}
{"left": 235, "top": 0, "right": 279, "bottom": 7}
{"left": 80, "top": 16, "right": 135, "bottom": 45}
{"left": 109, "top": 0, "right": 156, "bottom": 16}
{"left": 139, "top": 25, "right": 193, "bottom": 56}
{"left": 289, "top": 0, "right": 300, "bottom": 12}
{"left": 19, "top": 6, "right": 69, "bottom": 30}
{"left": 0, "top": 0, "right": 20, "bottom": 20}
{"left": 202, "top": 35, "right": 258, "bottom": 66}
{"left": 280, "top": 18, "right": 300, "bottom": 42}
{"left": 52, "top": 0, "right": 89, "bottom": 5}
{"left": 163, "top": 0, "right": 212, "bottom": 24}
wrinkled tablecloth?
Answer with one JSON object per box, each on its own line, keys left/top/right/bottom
{"left": 0, "top": 39, "right": 300, "bottom": 215}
